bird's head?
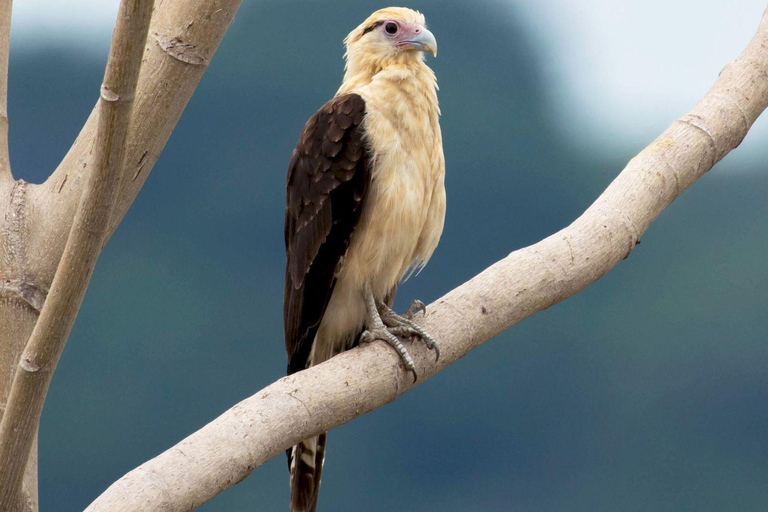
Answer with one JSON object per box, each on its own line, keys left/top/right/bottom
{"left": 343, "top": 7, "right": 437, "bottom": 78}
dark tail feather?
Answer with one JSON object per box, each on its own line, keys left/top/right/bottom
{"left": 289, "top": 433, "right": 327, "bottom": 512}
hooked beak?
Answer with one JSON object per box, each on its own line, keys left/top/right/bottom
{"left": 404, "top": 27, "right": 437, "bottom": 57}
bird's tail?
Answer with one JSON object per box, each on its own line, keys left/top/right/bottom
{"left": 287, "top": 327, "right": 363, "bottom": 511}
{"left": 289, "top": 432, "right": 327, "bottom": 512}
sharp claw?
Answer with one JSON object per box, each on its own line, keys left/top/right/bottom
{"left": 366, "top": 295, "right": 438, "bottom": 382}
{"left": 430, "top": 343, "right": 440, "bottom": 362}
{"left": 405, "top": 299, "right": 426, "bottom": 320}
{"left": 361, "top": 325, "right": 419, "bottom": 380}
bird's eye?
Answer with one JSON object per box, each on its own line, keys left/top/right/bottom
{"left": 385, "top": 22, "right": 398, "bottom": 35}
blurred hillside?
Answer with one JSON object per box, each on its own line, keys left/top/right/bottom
{"left": 6, "top": 1, "right": 767, "bottom": 510}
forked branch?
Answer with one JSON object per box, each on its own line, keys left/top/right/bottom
{"left": 0, "top": 0, "right": 241, "bottom": 509}
{"left": 85, "top": 5, "right": 768, "bottom": 512}
{"left": 0, "top": 0, "right": 154, "bottom": 507}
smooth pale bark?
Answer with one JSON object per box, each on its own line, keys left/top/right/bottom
{"left": 0, "top": 2, "right": 38, "bottom": 510}
{"left": 0, "top": 0, "right": 242, "bottom": 510}
{"left": 85, "top": 5, "right": 768, "bottom": 512}
{"left": 0, "top": 0, "right": 155, "bottom": 508}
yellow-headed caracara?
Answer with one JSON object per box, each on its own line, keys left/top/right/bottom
{"left": 283, "top": 7, "right": 444, "bottom": 512}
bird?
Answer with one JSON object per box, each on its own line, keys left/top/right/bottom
{"left": 283, "top": 7, "right": 445, "bottom": 512}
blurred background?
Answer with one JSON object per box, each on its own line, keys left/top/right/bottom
{"left": 7, "top": 0, "right": 768, "bottom": 510}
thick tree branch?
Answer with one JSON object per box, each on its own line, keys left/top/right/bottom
{"left": 85, "top": 5, "right": 768, "bottom": 512}
{"left": 0, "top": 1, "right": 154, "bottom": 508}
{"left": 0, "top": 0, "right": 11, "bottom": 182}
{"left": 22, "top": 0, "right": 242, "bottom": 294}
{"left": 0, "top": 0, "right": 241, "bottom": 508}
{"left": 87, "top": 6, "right": 768, "bottom": 512}
{"left": 0, "top": 1, "right": 36, "bottom": 489}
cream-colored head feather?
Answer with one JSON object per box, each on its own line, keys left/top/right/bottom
{"left": 341, "top": 7, "right": 436, "bottom": 89}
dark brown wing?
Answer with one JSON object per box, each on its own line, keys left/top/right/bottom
{"left": 284, "top": 93, "right": 369, "bottom": 375}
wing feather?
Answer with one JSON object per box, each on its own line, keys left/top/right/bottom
{"left": 284, "top": 93, "right": 369, "bottom": 375}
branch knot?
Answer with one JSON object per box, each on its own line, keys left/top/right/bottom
{"left": 153, "top": 33, "right": 209, "bottom": 65}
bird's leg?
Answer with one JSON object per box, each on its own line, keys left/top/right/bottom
{"left": 360, "top": 288, "right": 418, "bottom": 381}
{"left": 378, "top": 302, "right": 440, "bottom": 362}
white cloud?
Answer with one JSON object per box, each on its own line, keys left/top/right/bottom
{"left": 10, "top": 0, "right": 118, "bottom": 51}
{"left": 507, "top": 0, "right": 768, "bottom": 169}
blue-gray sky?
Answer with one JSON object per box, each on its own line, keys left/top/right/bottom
{"left": 11, "top": 0, "right": 768, "bottom": 167}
